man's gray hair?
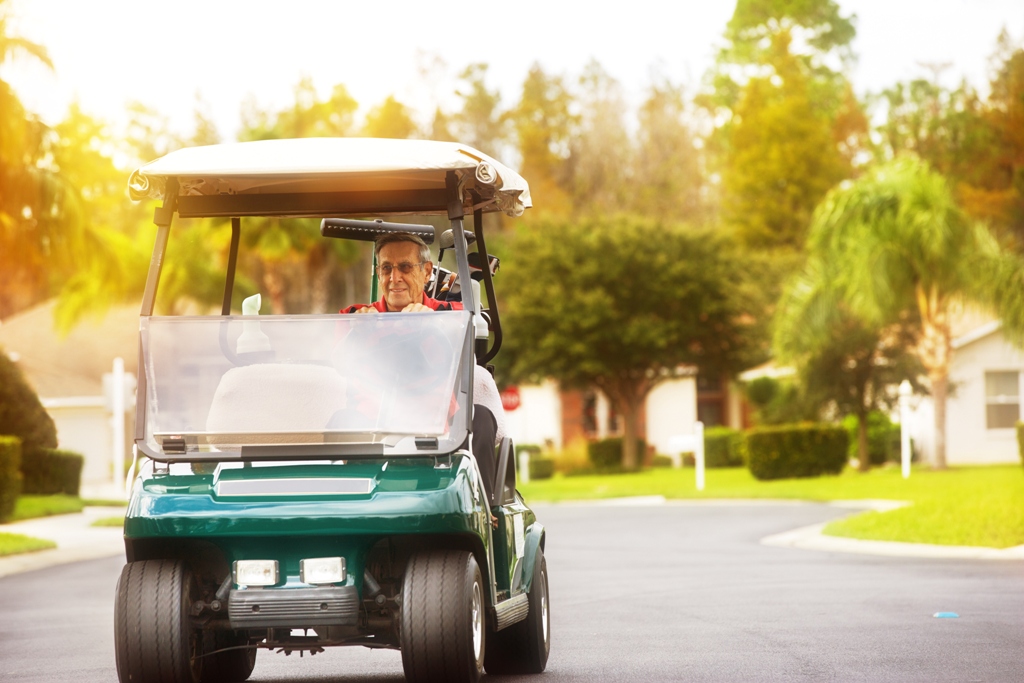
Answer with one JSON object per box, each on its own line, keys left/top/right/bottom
{"left": 374, "top": 232, "right": 431, "bottom": 264}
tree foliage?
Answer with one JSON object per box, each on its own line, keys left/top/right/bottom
{"left": 501, "top": 217, "right": 761, "bottom": 469}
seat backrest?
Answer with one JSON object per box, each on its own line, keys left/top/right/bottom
{"left": 206, "top": 363, "right": 347, "bottom": 434}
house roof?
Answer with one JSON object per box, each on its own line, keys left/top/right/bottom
{"left": 952, "top": 320, "right": 1003, "bottom": 350}
{"left": 0, "top": 301, "right": 139, "bottom": 398}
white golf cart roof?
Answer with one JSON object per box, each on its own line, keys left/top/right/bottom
{"left": 128, "top": 137, "right": 531, "bottom": 218}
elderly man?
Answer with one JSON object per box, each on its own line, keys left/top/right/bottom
{"left": 341, "top": 232, "right": 463, "bottom": 314}
{"left": 341, "top": 231, "right": 505, "bottom": 514}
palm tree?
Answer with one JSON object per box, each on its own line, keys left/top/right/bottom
{"left": 789, "top": 155, "right": 1024, "bottom": 469}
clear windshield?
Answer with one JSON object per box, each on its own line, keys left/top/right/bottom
{"left": 139, "top": 310, "right": 471, "bottom": 459}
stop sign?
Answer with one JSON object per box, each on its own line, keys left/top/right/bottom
{"left": 500, "top": 386, "right": 521, "bottom": 412}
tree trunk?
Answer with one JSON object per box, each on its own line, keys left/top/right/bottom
{"left": 621, "top": 403, "right": 641, "bottom": 471}
{"left": 263, "top": 263, "right": 287, "bottom": 314}
{"left": 931, "top": 371, "right": 948, "bottom": 470}
{"left": 915, "top": 285, "right": 951, "bottom": 470}
{"left": 308, "top": 244, "right": 330, "bottom": 314}
{"left": 857, "top": 412, "right": 870, "bottom": 472}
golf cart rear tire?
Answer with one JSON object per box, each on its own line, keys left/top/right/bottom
{"left": 400, "top": 550, "right": 485, "bottom": 683}
{"left": 201, "top": 630, "right": 257, "bottom": 682}
{"left": 484, "top": 550, "right": 550, "bottom": 675}
{"left": 114, "top": 559, "right": 203, "bottom": 683}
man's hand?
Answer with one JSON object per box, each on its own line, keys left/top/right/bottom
{"left": 402, "top": 303, "right": 431, "bottom": 313}
{"left": 354, "top": 306, "right": 375, "bottom": 314}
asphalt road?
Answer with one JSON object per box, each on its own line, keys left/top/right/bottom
{"left": 1, "top": 502, "right": 1021, "bottom": 683}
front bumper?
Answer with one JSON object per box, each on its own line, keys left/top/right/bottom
{"left": 228, "top": 585, "right": 359, "bottom": 629}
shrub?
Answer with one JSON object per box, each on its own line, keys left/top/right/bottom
{"left": 21, "top": 447, "right": 84, "bottom": 496}
{"left": 0, "top": 350, "right": 57, "bottom": 451}
{"left": 651, "top": 454, "right": 674, "bottom": 468}
{"left": 745, "top": 424, "right": 848, "bottom": 480}
{"left": 704, "top": 427, "right": 744, "bottom": 468}
{"left": 1018, "top": 422, "right": 1024, "bottom": 468}
{"left": 0, "top": 436, "right": 23, "bottom": 522}
{"left": 587, "top": 437, "right": 645, "bottom": 472}
{"left": 528, "top": 457, "right": 556, "bottom": 480}
{"left": 842, "top": 412, "right": 899, "bottom": 465}
{"left": 552, "top": 439, "right": 591, "bottom": 475}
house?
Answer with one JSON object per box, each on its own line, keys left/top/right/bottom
{"left": 916, "top": 320, "right": 1024, "bottom": 465}
{"left": 503, "top": 372, "right": 746, "bottom": 458}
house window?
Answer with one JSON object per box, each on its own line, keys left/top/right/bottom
{"left": 985, "top": 371, "right": 1020, "bottom": 429}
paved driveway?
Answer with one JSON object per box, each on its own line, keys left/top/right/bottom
{"left": 0, "top": 501, "right": 1020, "bottom": 682}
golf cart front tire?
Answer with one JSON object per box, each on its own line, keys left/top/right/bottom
{"left": 114, "top": 559, "right": 203, "bottom": 683}
{"left": 400, "top": 549, "right": 486, "bottom": 683}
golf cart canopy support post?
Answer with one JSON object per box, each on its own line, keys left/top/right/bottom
{"left": 140, "top": 179, "right": 178, "bottom": 317}
{"left": 222, "top": 217, "right": 240, "bottom": 315}
{"left": 471, "top": 205, "right": 502, "bottom": 364}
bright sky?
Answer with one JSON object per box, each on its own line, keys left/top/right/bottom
{"left": 3, "top": 0, "right": 1023, "bottom": 146}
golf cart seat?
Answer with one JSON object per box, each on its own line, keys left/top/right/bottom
{"left": 206, "top": 363, "right": 347, "bottom": 436}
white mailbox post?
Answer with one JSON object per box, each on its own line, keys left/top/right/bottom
{"left": 899, "top": 380, "right": 913, "bottom": 480}
{"left": 667, "top": 421, "right": 705, "bottom": 491}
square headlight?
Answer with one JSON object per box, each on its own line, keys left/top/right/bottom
{"left": 300, "top": 556, "right": 346, "bottom": 585}
{"left": 233, "top": 559, "right": 279, "bottom": 587}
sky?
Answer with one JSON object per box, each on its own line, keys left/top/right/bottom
{"left": 2, "top": 0, "right": 1023, "bottom": 146}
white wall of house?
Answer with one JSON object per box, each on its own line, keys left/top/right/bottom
{"left": 943, "top": 326, "right": 1024, "bottom": 465}
{"left": 503, "top": 379, "right": 562, "bottom": 450}
{"left": 41, "top": 397, "right": 113, "bottom": 485}
{"left": 645, "top": 377, "right": 698, "bottom": 456}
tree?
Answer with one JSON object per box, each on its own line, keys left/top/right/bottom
{"left": 0, "top": 349, "right": 57, "bottom": 451}
{"left": 631, "top": 78, "right": 705, "bottom": 223}
{"left": 774, "top": 256, "right": 923, "bottom": 470}
{"left": 701, "top": 0, "right": 866, "bottom": 250}
{"left": 363, "top": 95, "right": 419, "bottom": 139}
{"left": 501, "top": 217, "right": 759, "bottom": 469}
{"left": 452, "top": 63, "right": 506, "bottom": 156}
{"left": 566, "top": 61, "right": 631, "bottom": 215}
{"left": 508, "top": 64, "right": 575, "bottom": 216}
{"left": 801, "top": 155, "right": 1024, "bottom": 468}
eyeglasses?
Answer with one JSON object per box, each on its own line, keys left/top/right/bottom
{"left": 377, "top": 261, "right": 425, "bottom": 277}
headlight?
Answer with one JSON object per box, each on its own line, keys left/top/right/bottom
{"left": 300, "top": 557, "right": 346, "bottom": 585}
{"left": 233, "top": 560, "right": 279, "bottom": 587}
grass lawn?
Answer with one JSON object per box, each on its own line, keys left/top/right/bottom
{"left": 0, "top": 532, "right": 56, "bottom": 557}
{"left": 91, "top": 516, "right": 125, "bottom": 527}
{"left": 82, "top": 498, "right": 128, "bottom": 507}
{"left": 519, "top": 465, "right": 1024, "bottom": 549}
{"left": 9, "top": 495, "right": 85, "bottom": 522}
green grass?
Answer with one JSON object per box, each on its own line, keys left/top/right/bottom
{"left": 8, "top": 495, "right": 85, "bottom": 522}
{"left": 90, "top": 516, "right": 125, "bottom": 527}
{"left": 0, "top": 532, "right": 56, "bottom": 557}
{"left": 520, "top": 465, "right": 1024, "bottom": 549}
{"left": 82, "top": 498, "right": 128, "bottom": 507}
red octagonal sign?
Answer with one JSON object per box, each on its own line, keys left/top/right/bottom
{"left": 500, "top": 386, "right": 521, "bottom": 412}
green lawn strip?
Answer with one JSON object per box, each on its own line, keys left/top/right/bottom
{"left": 81, "top": 498, "right": 128, "bottom": 507}
{"left": 0, "top": 532, "right": 56, "bottom": 557}
{"left": 9, "top": 495, "right": 85, "bottom": 522}
{"left": 519, "top": 465, "right": 1024, "bottom": 548}
{"left": 91, "top": 516, "right": 125, "bottom": 527}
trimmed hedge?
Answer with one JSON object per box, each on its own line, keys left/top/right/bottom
{"left": 0, "top": 436, "right": 23, "bottom": 522}
{"left": 587, "top": 437, "right": 645, "bottom": 472}
{"left": 528, "top": 457, "right": 556, "bottom": 480}
{"left": 21, "top": 447, "right": 84, "bottom": 496}
{"left": 704, "top": 427, "right": 744, "bottom": 468}
{"left": 651, "top": 454, "right": 674, "bottom": 468}
{"left": 1018, "top": 422, "right": 1024, "bottom": 468}
{"left": 843, "top": 412, "right": 900, "bottom": 465}
{"left": 745, "top": 424, "right": 849, "bottom": 480}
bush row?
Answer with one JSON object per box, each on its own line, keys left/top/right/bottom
{"left": 745, "top": 424, "right": 849, "bottom": 480}
{"left": 1017, "top": 422, "right": 1024, "bottom": 469}
{"left": 0, "top": 436, "right": 23, "bottom": 522}
{"left": 21, "top": 447, "right": 84, "bottom": 496}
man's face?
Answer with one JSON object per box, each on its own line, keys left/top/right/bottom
{"left": 378, "top": 241, "right": 433, "bottom": 311}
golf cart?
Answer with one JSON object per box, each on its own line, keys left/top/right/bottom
{"left": 115, "top": 138, "right": 549, "bottom": 683}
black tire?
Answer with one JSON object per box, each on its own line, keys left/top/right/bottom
{"left": 484, "top": 549, "right": 550, "bottom": 675}
{"left": 201, "top": 630, "right": 257, "bottom": 683}
{"left": 114, "top": 559, "right": 203, "bottom": 683}
{"left": 400, "top": 550, "right": 486, "bottom": 683}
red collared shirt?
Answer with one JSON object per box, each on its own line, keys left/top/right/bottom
{"left": 339, "top": 294, "right": 463, "bottom": 314}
